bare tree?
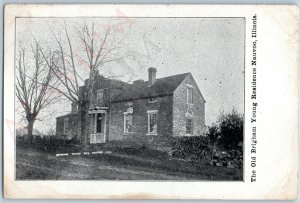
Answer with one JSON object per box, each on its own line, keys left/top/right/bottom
{"left": 47, "top": 22, "right": 131, "bottom": 106}
{"left": 48, "top": 21, "right": 161, "bottom": 145}
{"left": 45, "top": 22, "right": 132, "bottom": 145}
{"left": 48, "top": 24, "right": 84, "bottom": 105}
{"left": 16, "top": 42, "right": 59, "bottom": 142}
{"left": 49, "top": 21, "right": 161, "bottom": 104}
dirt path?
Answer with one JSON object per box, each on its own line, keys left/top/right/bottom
{"left": 16, "top": 148, "right": 196, "bottom": 180}
{"left": 16, "top": 147, "right": 242, "bottom": 180}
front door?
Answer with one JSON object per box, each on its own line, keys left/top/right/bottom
{"left": 96, "top": 113, "right": 103, "bottom": 134}
{"left": 90, "top": 112, "right": 106, "bottom": 144}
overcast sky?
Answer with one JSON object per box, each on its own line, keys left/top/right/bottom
{"left": 16, "top": 17, "right": 245, "bottom": 134}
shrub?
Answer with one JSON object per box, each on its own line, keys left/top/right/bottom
{"left": 218, "top": 109, "right": 244, "bottom": 149}
{"left": 171, "top": 136, "right": 213, "bottom": 161}
{"left": 206, "top": 123, "right": 220, "bottom": 146}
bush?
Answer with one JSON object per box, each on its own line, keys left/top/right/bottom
{"left": 206, "top": 123, "right": 220, "bottom": 146}
{"left": 16, "top": 135, "right": 81, "bottom": 153}
{"left": 171, "top": 136, "right": 213, "bottom": 161}
{"left": 206, "top": 109, "right": 243, "bottom": 150}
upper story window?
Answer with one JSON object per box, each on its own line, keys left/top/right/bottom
{"left": 125, "top": 101, "right": 133, "bottom": 108}
{"left": 187, "top": 85, "right": 193, "bottom": 104}
{"left": 148, "top": 98, "right": 157, "bottom": 103}
{"left": 96, "top": 89, "right": 104, "bottom": 106}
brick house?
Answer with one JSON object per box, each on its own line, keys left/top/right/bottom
{"left": 56, "top": 68, "right": 206, "bottom": 147}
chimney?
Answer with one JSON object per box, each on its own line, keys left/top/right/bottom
{"left": 148, "top": 67, "right": 157, "bottom": 86}
{"left": 71, "top": 102, "right": 77, "bottom": 113}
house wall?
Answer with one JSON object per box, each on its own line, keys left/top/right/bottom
{"left": 56, "top": 72, "right": 206, "bottom": 146}
{"left": 109, "top": 95, "right": 174, "bottom": 148}
{"left": 56, "top": 113, "right": 80, "bottom": 140}
{"left": 173, "top": 74, "right": 206, "bottom": 136}
{"left": 56, "top": 117, "right": 64, "bottom": 136}
{"left": 78, "top": 74, "right": 127, "bottom": 144}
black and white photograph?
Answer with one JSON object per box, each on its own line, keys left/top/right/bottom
{"left": 14, "top": 16, "right": 245, "bottom": 181}
{"left": 3, "top": 4, "right": 298, "bottom": 199}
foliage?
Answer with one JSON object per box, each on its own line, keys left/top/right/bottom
{"left": 206, "top": 123, "right": 220, "bottom": 146}
{"left": 171, "top": 136, "right": 213, "bottom": 161}
{"left": 207, "top": 109, "right": 244, "bottom": 149}
{"left": 16, "top": 134, "right": 81, "bottom": 153}
{"left": 218, "top": 109, "right": 243, "bottom": 149}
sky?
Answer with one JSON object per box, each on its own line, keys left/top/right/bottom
{"left": 16, "top": 17, "right": 245, "bottom": 134}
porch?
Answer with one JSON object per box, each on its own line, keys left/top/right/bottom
{"left": 88, "top": 107, "right": 108, "bottom": 144}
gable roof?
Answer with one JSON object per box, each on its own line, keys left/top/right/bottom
{"left": 111, "top": 72, "right": 190, "bottom": 102}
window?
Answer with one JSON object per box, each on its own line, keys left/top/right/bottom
{"left": 148, "top": 98, "right": 157, "bottom": 103}
{"left": 125, "top": 101, "right": 133, "bottom": 114}
{"left": 97, "top": 89, "right": 104, "bottom": 106}
{"left": 125, "top": 101, "right": 133, "bottom": 108}
{"left": 124, "top": 114, "right": 132, "bottom": 133}
{"left": 147, "top": 110, "right": 158, "bottom": 134}
{"left": 63, "top": 118, "right": 69, "bottom": 135}
{"left": 186, "top": 118, "right": 193, "bottom": 135}
{"left": 187, "top": 86, "right": 193, "bottom": 104}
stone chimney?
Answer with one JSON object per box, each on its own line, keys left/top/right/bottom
{"left": 148, "top": 67, "right": 157, "bottom": 86}
{"left": 71, "top": 102, "right": 77, "bottom": 113}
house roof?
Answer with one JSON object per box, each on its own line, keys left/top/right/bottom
{"left": 111, "top": 72, "right": 190, "bottom": 102}
{"left": 56, "top": 112, "right": 78, "bottom": 119}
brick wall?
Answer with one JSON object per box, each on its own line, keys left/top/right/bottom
{"left": 56, "top": 113, "right": 80, "bottom": 140}
{"left": 173, "top": 74, "right": 206, "bottom": 137}
{"left": 108, "top": 101, "right": 124, "bottom": 141}
{"left": 109, "top": 95, "right": 173, "bottom": 146}
{"left": 78, "top": 74, "right": 127, "bottom": 143}
{"left": 58, "top": 72, "right": 205, "bottom": 146}
{"left": 56, "top": 117, "right": 64, "bottom": 136}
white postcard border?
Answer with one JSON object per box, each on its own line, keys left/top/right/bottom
{"left": 3, "top": 4, "right": 298, "bottom": 199}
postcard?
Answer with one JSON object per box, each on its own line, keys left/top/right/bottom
{"left": 3, "top": 4, "right": 298, "bottom": 199}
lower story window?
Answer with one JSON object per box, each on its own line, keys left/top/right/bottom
{"left": 148, "top": 111, "right": 157, "bottom": 134}
{"left": 124, "top": 114, "right": 132, "bottom": 133}
{"left": 186, "top": 118, "right": 193, "bottom": 135}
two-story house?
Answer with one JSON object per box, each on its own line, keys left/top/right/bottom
{"left": 56, "top": 67, "right": 206, "bottom": 148}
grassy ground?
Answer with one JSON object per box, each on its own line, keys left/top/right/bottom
{"left": 16, "top": 144, "right": 243, "bottom": 180}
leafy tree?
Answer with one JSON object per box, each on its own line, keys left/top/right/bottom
{"left": 206, "top": 123, "right": 220, "bottom": 146}
{"left": 218, "top": 109, "right": 244, "bottom": 149}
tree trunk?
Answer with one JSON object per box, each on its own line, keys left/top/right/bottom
{"left": 27, "top": 119, "right": 34, "bottom": 145}
{"left": 81, "top": 71, "right": 95, "bottom": 149}
{"left": 80, "top": 104, "right": 86, "bottom": 148}
{"left": 78, "top": 94, "right": 89, "bottom": 151}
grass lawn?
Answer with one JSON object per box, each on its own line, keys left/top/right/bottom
{"left": 16, "top": 144, "right": 243, "bottom": 180}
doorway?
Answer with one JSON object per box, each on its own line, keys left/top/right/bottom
{"left": 90, "top": 112, "right": 106, "bottom": 144}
